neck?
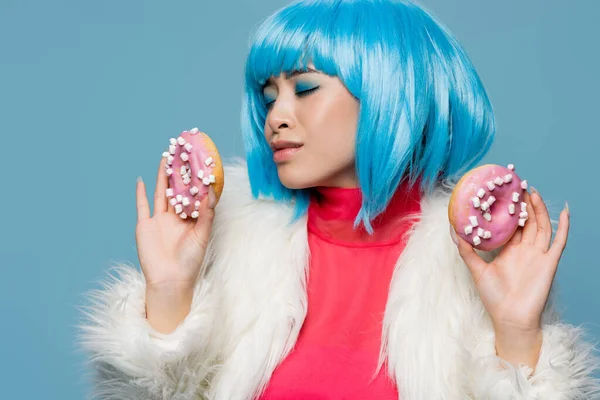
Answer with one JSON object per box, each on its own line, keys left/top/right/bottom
{"left": 307, "top": 180, "right": 422, "bottom": 246}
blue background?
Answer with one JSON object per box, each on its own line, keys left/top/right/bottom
{"left": 1, "top": 0, "right": 598, "bottom": 398}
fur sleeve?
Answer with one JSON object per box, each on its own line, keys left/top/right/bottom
{"left": 466, "top": 319, "right": 600, "bottom": 399}
{"left": 77, "top": 263, "right": 220, "bottom": 400}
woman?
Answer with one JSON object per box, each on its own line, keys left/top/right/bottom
{"left": 78, "top": 0, "right": 599, "bottom": 399}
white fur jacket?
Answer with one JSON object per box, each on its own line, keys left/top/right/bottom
{"left": 78, "top": 160, "right": 600, "bottom": 400}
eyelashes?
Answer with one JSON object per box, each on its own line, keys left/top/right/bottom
{"left": 264, "top": 86, "right": 321, "bottom": 109}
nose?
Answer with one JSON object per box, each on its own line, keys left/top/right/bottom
{"left": 266, "top": 97, "right": 296, "bottom": 134}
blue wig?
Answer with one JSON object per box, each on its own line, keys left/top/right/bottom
{"left": 240, "top": 0, "right": 496, "bottom": 233}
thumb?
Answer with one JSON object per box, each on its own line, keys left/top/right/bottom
{"left": 191, "top": 186, "right": 217, "bottom": 250}
{"left": 449, "top": 225, "right": 459, "bottom": 245}
{"left": 452, "top": 225, "right": 488, "bottom": 283}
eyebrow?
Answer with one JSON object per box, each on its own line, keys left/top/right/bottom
{"left": 262, "top": 67, "right": 318, "bottom": 89}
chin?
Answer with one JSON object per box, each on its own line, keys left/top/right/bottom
{"left": 276, "top": 163, "right": 317, "bottom": 190}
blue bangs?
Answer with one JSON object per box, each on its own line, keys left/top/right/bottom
{"left": 240, "top": 0, "right": 496, "bottom": 233}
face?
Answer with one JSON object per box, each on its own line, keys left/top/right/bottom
{"left": 262, "top": 62, "right": 360, "bottom": 189}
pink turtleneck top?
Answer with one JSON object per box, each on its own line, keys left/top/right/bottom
{"left": 258, "top": 182, "right": 422, "bottom": 399}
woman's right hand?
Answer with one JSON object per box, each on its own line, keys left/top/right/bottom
{"left": 135, "top": 157, "right": 217, "bottom": 297}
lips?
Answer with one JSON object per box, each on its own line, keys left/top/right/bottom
{"left": 270, "top": 140, "right": 304, "bottom": 152}
{"left": 271, "top": 141, "right": 303, "bottom": 162}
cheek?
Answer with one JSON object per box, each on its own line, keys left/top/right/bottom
{"left": 263, "top": 121, "right": 272, "bottom": 143}
{"left": 307, "top": 105, "right": 357, "bottom": 161}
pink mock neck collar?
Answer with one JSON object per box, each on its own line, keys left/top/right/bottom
{"left": 307, "top": 180, "right": 422, "bottom": 246}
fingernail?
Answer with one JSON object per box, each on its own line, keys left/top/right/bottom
{"left": 208, "top": 185, "right": 217, "bottom": 209}
{"left": 137, "top": 176, "right": 143, "bottom": 183}
{"left": 530, "top": 185, "right": 538, "bottom": 195}
{"left": 449, "top": 226, "right": 458, "bottom": 245}
{"left": 565, "top": 201, "right": 569, "bottom": 216}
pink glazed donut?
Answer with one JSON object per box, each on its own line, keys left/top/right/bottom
{"left": 448, "top": 163, "right": 529, "bottom": 251}
{"left": 161, "top": 128, "right": 224, "bottom": 219}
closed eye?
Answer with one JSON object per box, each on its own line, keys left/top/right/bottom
{"left": 265, "top": 86, "right": 321, "bottom": 109}
{"left": 297, "top": 86, "right": 320, "bottom": 98}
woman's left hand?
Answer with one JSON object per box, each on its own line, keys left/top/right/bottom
{"left": 452, "top": 188, "right": 570, "bottom": 334}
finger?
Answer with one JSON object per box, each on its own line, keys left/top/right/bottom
{"left": 455, "top": 232, "right": 489, "bottom": 284}
{"left": 520, "top": 190, "right": 537, "bottom": 244}
{"left": 530, "top": 187, "right": 552, "bottom": 251}
{"left": 548, "top": 205, "right": 570, "bottom": 262}
{"left": 154, "top": 157, "right": 169, "bottom": 215}
{"left": 136, "top": 177, "right": 151, "bottom": 222}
